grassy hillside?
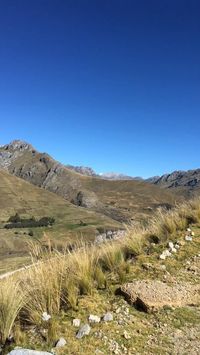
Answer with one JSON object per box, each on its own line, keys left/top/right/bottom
{"left": 0, "top": 198, "right": 200, "bottom": 354}
{"left": 0, "top": 170, "right": 121, "bottom": 273}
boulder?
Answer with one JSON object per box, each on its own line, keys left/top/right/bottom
{"left": 120, "top": 280, "right": 200, "bottom": 312}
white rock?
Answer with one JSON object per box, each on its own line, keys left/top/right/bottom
{"left": 174, "top": 244, "right": 180, "bottom": 249}
{"left": 42, "top": 312, "right": 51, "bottom": 321}
{"left": 171, "top": 247, "right": 177, "bottom": 253}
{"left": 187, "top": 228, "right": 192, "bottom": 232}
{"left": 162, "top": 249, "right": 172, "bottom": 257}
{"left": 76, "top": 324, "right": 91, "bottom": 339}
{"left": 72, "top": 318, "right": 81, "bottom": 327}
{"left": 168, "top": 242, "right": 174, "bottom": 249}
{"left": 55, "top": 338, "right": 67, "bottom": 348}
{"left": 160, "top": 254, "right": 166, "bottom": 260}
{"left": 191, "top": 231, "right": 195, "bottom": 236}
{"left": 103, "top": 312, "right": 113, "bottom": 322}
{"left": 185, "top": 235, "right": 193, "bottom": 241}
{"left": 89, "top": 314, "right": 101, "bottom": 323}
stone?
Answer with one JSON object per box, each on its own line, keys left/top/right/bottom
{"left": 120, "top": 280, "right": 200, "bottom": 312}
{"left": 8, "top": 350, "right": 52, "bottom": 355}
{"left": 164, "top": 249, "right": 172, "bottom": 257}
{"left": 185, "top": 235, "right": 193, "bottom": 241}
{"left": 171, "top": 247, "right": 177, "bottom": 253}
{"left": 103, "top": 312, "right": 113, "bottom": 322}
{"left": 89, "top": 314, "right": 101, "bottom": 323}
{"left": 41, "top": 312, "right": 51, "bottom": 321}
{"left": 76, "top": 324, "right": 91, "bottom": 339}
{"left": 168, "top": 241, "right": 174, "bottom": 249}
{"left": 187, "top": 228, "right": 192, "bottom": 232}
{"left": 72, "top": 318, "right": 80, "bottom": 327}
{"left": 55, "top": 337, "right": 67, "bottom": 347}
{"left": 159, "top": 254, "right": 166, "bottom": 260}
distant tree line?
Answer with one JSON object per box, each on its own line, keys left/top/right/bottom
{"left": 4, "top": 213, "right": 55, "bottom": 229}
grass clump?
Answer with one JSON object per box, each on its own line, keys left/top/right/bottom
{"left": 0, "top": 278, "right": 25, "bottom": 344}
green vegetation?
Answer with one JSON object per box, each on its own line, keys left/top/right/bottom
{"left": 5, "top": 214, "right": 55, "bottom": 229}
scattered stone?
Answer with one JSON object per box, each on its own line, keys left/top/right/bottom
{"left": 123, "top": 330, "right": 131, "bottom": 339}
{"left": 185, "top": 235, "right": 193, "bottom": 241}
{"left": 191, "top": 231, "right": 195, "bottom": 236}
{"left": 174, "top": 244, "right": 180, "bottom": 249}
{"left": 160, "top": 249, "right": 172, "bottom": 260}
{"left": 171, "top": 247, "right": 177, "bottom": 253}
{"left": 41, "top": 312, "right": 51, "bottom": 321}
{"left": 76, "top": 324, "right": 91, "bottom": 339}
{"left": 160, "top": 254, "right": 166, "bottom": 260}
{"left": 103, "top": 312, "right": 113, "bottom": 322}
{"left": 72, "top": 318, "right": 81, "bottom": 327}
{"left": 187, "top": 228, "right": 192, "bottom": 232}
{"left": 8, "top": 350, "right": 52, "bottom": 355}
{"left": 55, "top": 338, "right": 67, "bottom": 347}
{"left": 89, "top": 314, "right": 101, "bottom": 323}
{"left": 120, "top": 280, "right": 200, "bottom": 312}
{"left": 168, "top": 241, "right": 174, "bottom": 249}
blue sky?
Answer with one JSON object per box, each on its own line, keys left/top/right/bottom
{"left": 0, "top": 0, "right": 200, "bottom": 178}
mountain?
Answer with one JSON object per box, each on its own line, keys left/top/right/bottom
{"left": 147, "top": 169, "right": 200, "bottom": 196}
{"left": 99, "top": 172, "right": 139, "bottom": 180}
{"left": 0, "top": 140, "right": 178, "bottom": 223}
{"left": 66, "top": 165, "right": 97, "bottom": 177}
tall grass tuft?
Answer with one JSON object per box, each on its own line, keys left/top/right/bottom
{"left": 0, "top": 278, "right": 25, "bottom": 344}
{"left": 23, "top": 254, "right": 66, "bottom": 325}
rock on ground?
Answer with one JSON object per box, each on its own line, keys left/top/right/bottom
{"left": 76, "top": 324, "right": 91, "bottom": 339}
{"left": 103, "top": 312, "right": 113, "bottom": 321}
{"left": 55, "top": 337, "right": 67, "bottom": 347}
{"left": 120, "top": 280, "right": 200, "bottom": 312}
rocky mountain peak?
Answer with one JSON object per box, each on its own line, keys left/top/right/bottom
{"left": 3, "top": 140, "right": 34, "bottom": 152}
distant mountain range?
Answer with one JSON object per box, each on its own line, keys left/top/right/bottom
{"left": 66, "top": 161, "right": 200, "bottom": 196}
{"left": 1, "top": 141, "right": 199, "bottom": 199}
{"left": 147, "top": 170, "right": 200, "bottom": 196}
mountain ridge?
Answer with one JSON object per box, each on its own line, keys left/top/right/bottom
{"left": 0, "top": 140, "right": 177, "bottom": 223}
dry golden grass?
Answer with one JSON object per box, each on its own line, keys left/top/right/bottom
{"left": 0, "top": 278, "right": 25, "bottom": 343}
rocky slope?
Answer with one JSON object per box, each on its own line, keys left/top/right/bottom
{"left": 0, "top": 140, "right": 177, "bottom": 223}
{"left": 148, "top": 169, "right": 200, "bottom": 196}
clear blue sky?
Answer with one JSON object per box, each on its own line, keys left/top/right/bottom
{"left": 0, "top": 0, "right": 200, "bottom": 178}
